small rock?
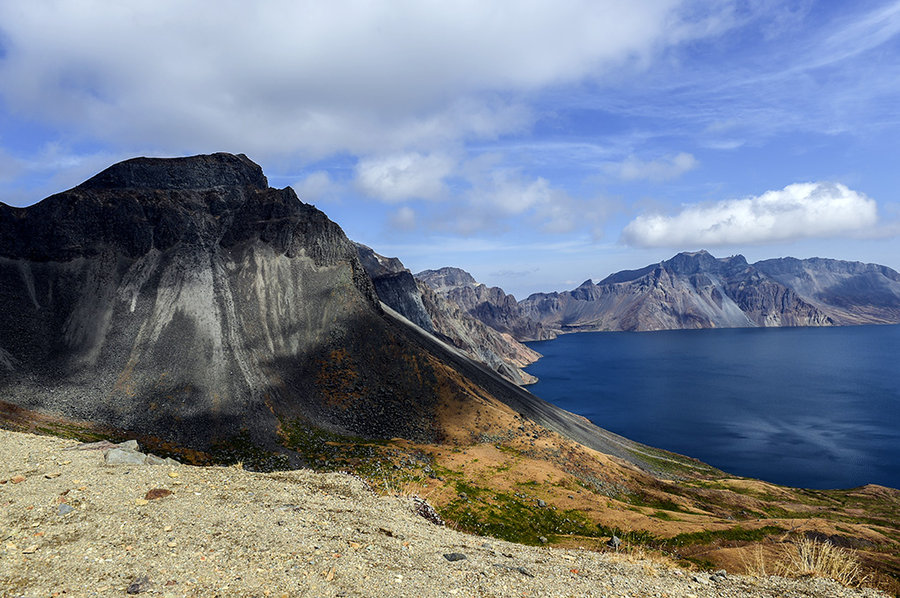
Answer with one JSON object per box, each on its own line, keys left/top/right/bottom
{"left": 537, "top": 499, "right": 546, "bottom": 508}
{"left": 692, "top": 574, "right": 709, "bottom": 585}
{"left": 167, "top": 471, "right": 179, "bottom": 479}
{"left": 443, "top": 553, "right": 467, "bottom": 562}
{"left": 105, "top": 448, "right": 147, "bottom": 465}
{"left": 145, "top": 454, "right": 167, "bottom": 466}
{"left": 22, "top": 545, "right": 38, "bottom": 554}
{"left": 44, "top": 472, "right": 62, "bottom": 479}
{"left": 516, "top": 566, "right": 534, "bottom": 577}
{"left": 10, "top": 475, "right": 26, "bottom": 484}
{"left": 118, "top": 440, "right": 140, "bottom": 452}
{"left": 606, "top": 535, "right": 621, "bottom": 551}
{"left": 539, "top": 536, "right": 548, "bottom": 544}
{"left": 126, "top": 575, "right": 151, "bottom": 594}
{"left": 57, "top": 504, "right": 75, "bottom": 516}
{"left": 145, "top": 488, "right": 173, "bottom": 500}
{"left": 134, "top": 499, "right": 149, "bottom": 506}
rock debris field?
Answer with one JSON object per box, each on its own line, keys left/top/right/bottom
{"left": 0, "top": 429, "right": 887, "bottom": 597}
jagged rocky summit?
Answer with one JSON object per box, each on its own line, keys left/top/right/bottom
{"left": 416, "top": 267, "right": 554, "bottom": 342}
{"left": 355, "top": 244, "right": 540, "bottom": 385}
{"left": 0, "top": 153, "right": 660, "bottom": 471}
{"left": 520, "top": 250, "right": 900, "bottom": 333}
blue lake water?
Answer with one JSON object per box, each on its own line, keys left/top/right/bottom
{"left": 525, "top": 325, "right": 900, "bottom": 490}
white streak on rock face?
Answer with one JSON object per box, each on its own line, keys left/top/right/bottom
{"left": 116, "top": 249, "right": 161, "bottom": 313}
{"left": 0, "top": 346, "right": 17, "bottom": 371}
{"left": 16, "top": 260, "right": 40, "bottom": 309}
{"left": 213, "top": 250, "right": 264, "bottom": 395}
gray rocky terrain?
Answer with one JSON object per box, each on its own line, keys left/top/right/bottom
{"left": 1, "top": 428, "right": 887, "bottom": 598}
{"left": 416, "top": 267, "right": 553, "bottom": 342}
{"left": 355, "top": 244, "right": 540, "bottom": 386}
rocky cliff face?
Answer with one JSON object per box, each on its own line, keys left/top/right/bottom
{"left": 416, "top": 267, "right": 554, "bottom": 341}
{"left": 354, "top": 245, "right": 540, "bottom": 385}
{"left": 754, "top": 257, "right": 900, "bottom": 324}
{"left": 1, "top": 154, "right": 657, "bottom": 469}
{"left": 520, "top": 251, "right": 837, "bottom": 333}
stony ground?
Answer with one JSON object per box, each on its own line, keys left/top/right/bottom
{"left": 0, "top": 429, "right": 887, "bottom": 597}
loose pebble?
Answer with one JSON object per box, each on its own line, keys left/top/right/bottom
{"left": 443, "top": 552, "right": 467, "bottom": 562}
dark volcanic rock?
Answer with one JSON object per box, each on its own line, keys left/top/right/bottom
{"left": 354, "top": 243, "right": 434, "bottom": 332}
{"left": 0, "top": 154, "right": 456, "bottom": 447}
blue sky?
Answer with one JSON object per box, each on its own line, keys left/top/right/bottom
{"left": 1, "top": 1, "right": 899, "bottom": 298}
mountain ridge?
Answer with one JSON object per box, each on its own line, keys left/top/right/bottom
{"left": 520, "top": 250, "right": 900, "bottom": 333}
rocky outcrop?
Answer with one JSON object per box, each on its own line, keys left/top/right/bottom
{"left": 520, "top": 250, "right": 836, "bottom": 333}
{"left": 354, "top": 245, "right": 540, "bottom": 385}
{"left": 754, "top": 257, "right": 900, "bottom": 324}
{"left": 416, "top": 267, "right": 554, "bottom": 341}
{"left": 355, "top": 243, "right": 434, "bottom": 332}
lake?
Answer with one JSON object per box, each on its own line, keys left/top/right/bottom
{"left": 525, "top": 325, "right": 900, "bottom": 490}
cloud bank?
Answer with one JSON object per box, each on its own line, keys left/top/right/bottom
{"left": 622, "top": 182, "right": 878, "bottom": 247}
{"left": 0, "top": 0, "right": 702, "bottom": 159}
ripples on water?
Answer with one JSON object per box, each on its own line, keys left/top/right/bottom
{"left": 525, "top": 325, "right": 900, "bottom": 489}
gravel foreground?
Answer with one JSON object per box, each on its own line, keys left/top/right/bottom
{"left": 0, "top": 429, "right": 887, "bottom": 598}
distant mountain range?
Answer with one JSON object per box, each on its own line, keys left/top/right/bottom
{"left": 520, "top": 250, "right": 900, "bottom": 333}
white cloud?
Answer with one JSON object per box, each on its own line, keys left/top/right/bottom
{"left": 622, "top": 182, "right": 878, "bottom": 247}
{"left": 355, "top": 152, "right": 455, "bottom": 202}
{"left": 605, "top": 152, "right": 698, "bottom": 181}
{"left": 390, "top": 206, "right": 417, "bottom": 231}
{"left": 0, "top": 1, "right": 710, "bottom": 159}
{"left": 291, "top": 171, "right": 342, "bottom": 203}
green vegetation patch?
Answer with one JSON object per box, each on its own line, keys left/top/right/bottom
{"left": 665, "top": 525, "right": 785, "bottom": 547}
{"left": 278, "top": 417, "right": 386, "bottom": 471}
{"left": 440, "top": 481, "right": 601, "bottom": 545}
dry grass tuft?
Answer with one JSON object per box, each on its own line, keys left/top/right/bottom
{"left": 741, "top": 545, "right": 771, "bottom": 578}
{"left": 743, "top": 538, "right": 867, "bottom": 588}
{"left": 779, "top": 537, "right": 867, "bottom": 587}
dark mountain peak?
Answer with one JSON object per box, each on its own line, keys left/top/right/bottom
{"left": 0, "top": 153, "right": 358, "bottom": 270}
{"left": 662, "top": 250, "right": 723, "bottom": 275}
{"left": 416, "top": 267, "right": 478, "bottom": 290}
{"left": 77, "top": 153, "right": 268, "bottom": 191}
{"left": 578, "top": 279, "right": 594, "bottom": 288}
{"left": 353, "top": 243, "right": 407, "bottom": 278}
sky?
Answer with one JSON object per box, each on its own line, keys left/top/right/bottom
{"left": 1, "top": 1, "right": 899, "bottom": 299}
